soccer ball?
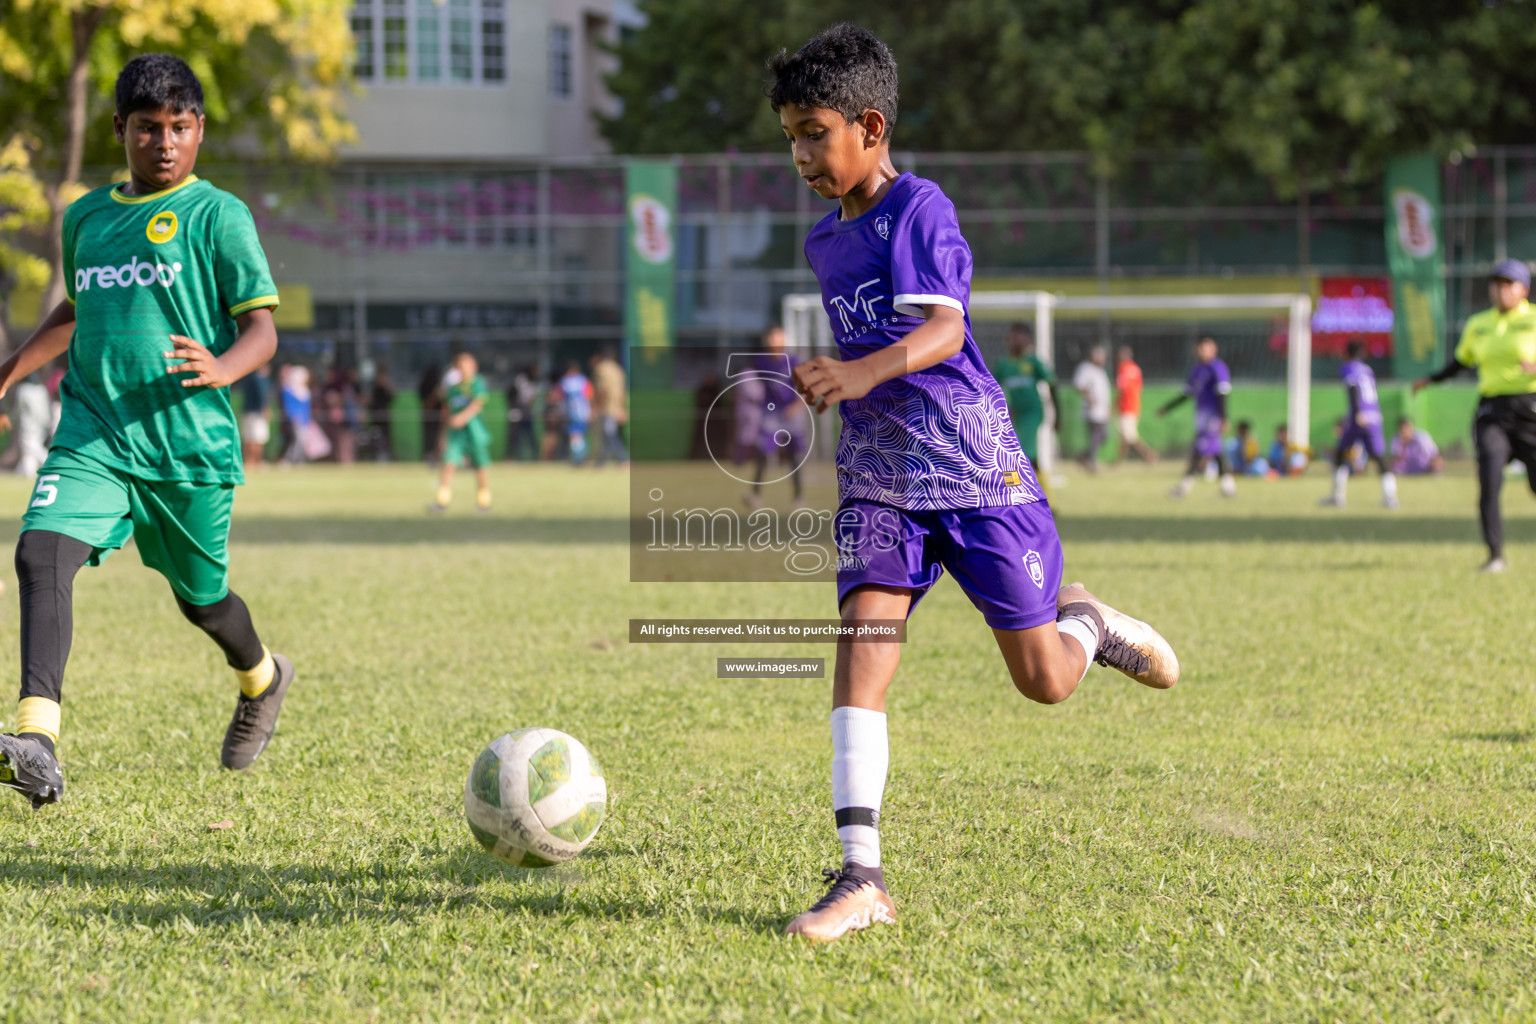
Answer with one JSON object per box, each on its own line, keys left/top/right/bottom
{"left": 463, "top": 728, "right": 607, "bottom": 868}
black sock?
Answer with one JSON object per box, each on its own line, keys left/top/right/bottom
{"left": 175, "top": 591, "right": 265, "bottom": 671}
{"left": 15, "top": 530, "right": 94, "bottom": 708}
{"left": 27, "top": 734, "right": 55, "bottom": 757}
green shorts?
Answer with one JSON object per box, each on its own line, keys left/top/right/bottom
{"left": 1013, "top": 413, "right": 1044, "bottom": 463}
{"left": 22, "top": 448, "right": 234, "bottom": 605}
{"left": 444, "top": 428, "right": 491, "bottom": 469}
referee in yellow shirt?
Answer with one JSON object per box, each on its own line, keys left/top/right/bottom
{"left": 1414, "top": 258, "right": 1536, "bottom": 572}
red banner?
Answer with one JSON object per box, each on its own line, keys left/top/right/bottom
{"left": 1310, "top": 276, "right": 1394, "bottom": 358}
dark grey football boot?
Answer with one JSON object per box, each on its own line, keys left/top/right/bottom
{"left": 0, "top": 733, "right": 63, "bottom": 809}
{"left": 221, "top": 653, "right": 296, "bottom": 770}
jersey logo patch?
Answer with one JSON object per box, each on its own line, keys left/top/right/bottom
{"left": 874, "top": 214, "right": 891, "bottom": 241}
{"left": 146, "top": 211, "right": 178, "bottom": 244}
{"left": 1023, "top": 550, "right": 1045, "bottom": 589}
{"left": 1002, "top": 470, "right": 1022, "bottom": 487}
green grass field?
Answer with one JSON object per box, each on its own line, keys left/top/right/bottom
{"left": 1, "top": 461, "right": 1534, "bottom": 1023}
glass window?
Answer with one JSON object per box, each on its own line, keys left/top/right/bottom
{"left": 350, "top": 5, "right": 374, "bottom": 80}
{"left": 449, "top": 0, "right": 475, "bottom": 82}
{"left": 481, "top": 0, "right": 504, "bottom": 82}
{"left": 549, "top": 23, "right": 572, "bottom": 98}
{"left": 414, "top": 0, "right": 440, "bottom": 80}
{"left": 382, "top": 0, "right": 408, "bottom": 80}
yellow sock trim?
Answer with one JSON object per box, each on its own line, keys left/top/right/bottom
{"left": 476, "top": 487, "right": 491, "bottom": 508}
{"left": 17, "top": 697, "right": 60, "bottom": 743}
{"left": 238, "top": 646, "right": 275, "bottom": 698}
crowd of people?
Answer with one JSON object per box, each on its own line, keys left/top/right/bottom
{"left": 234, "top": 349, "right": 628, "bottom": 471}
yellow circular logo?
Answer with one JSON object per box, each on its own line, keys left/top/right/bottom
{"left": 146, "top": 211, "right": 178, "bottom": 244}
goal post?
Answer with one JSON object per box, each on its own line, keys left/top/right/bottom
{"left": 784, "top": 290, "right": 1313, "bottom": 476}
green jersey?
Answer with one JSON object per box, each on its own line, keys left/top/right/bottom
{"left": 59, "top": 175, "right": 279, "bottom": 484}
{"left": 446, "top": 373, "right": 490, "bottom": 444}
{"left": 1455, "top": 299, "right": 1536, "bottom": 397}
{"left": 993, "top": 353, "right": 1051, "bottom": 420}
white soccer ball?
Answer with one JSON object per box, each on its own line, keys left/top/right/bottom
{"left": 463, "top": 728, "right": 607, "bottom": 868}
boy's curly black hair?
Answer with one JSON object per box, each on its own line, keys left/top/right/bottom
{"left": 768, "top": 24, "right": 898, "bottom": 141}
{"left": 115, "top": 53, "right": 204, "bottom": 119}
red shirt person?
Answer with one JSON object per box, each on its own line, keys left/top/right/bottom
{"left": 1115, "top": 346, "right": 1156, "bottom": 463}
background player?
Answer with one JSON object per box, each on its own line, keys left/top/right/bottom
{"left": 432, "top": 350, "right": 492, "bottom": 513}
{"left": 1159, "top": 337, "right": 1236, "bottom": 498}
{"left": 1320, "top": 339, "right": 1398, "bottom": 508}
{"left": 991, "top": 322, "right": 1055, "bottom": 468}
{"left": 0, "top": 55, "right": 294, "bottom": 806}
{"left": 1115, "top": 345, "right": 1156, "bottom": 463}
{"left": 770, "top": 24, "right": 1179, "bottom": 943}
{"left": 744, "top": 324, "right": 810, "bottom": 509}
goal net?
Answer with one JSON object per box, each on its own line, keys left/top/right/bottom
{"left": 783, "top": 291, "right": 1313, "bottom": 478}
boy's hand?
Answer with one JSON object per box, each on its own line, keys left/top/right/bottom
{"left": 165, "top": 335, "right": 234, "bottom": 389}
{"left": 794, "top": 356, "right": 876, "bottom": 413}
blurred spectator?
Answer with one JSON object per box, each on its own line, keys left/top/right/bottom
{"left": 1115, "top": 345, "right": 1156, "bottom": 463}
{"left": 321, "top": 368, "right": 360, "bottom": 465}
{"left": 11, "top": 379, "right": 51, "bottom": 476}
{"left": 590, "top": 348, "right": 629, "bottom": 467}
{"left": 239, "top": 364, "right": 272, "bottom": 468}
{"left": 541, "top": 369, "right": 569, "bottom": 461}
{"left": 417, "top": 363, "right": 443, "bottom": 465}
{"left": 1072, "top": 345, "right": 1111, "bottom": 473}
{"left": 280, "top": 365, "right": 327, "bottom": 464}
{"left": 1226, "top": 420, "right": 1269, "bottom": 476}
{"left": 1267, "top": 425, "right": 1310, "bottom": 477}
{"left": 1390, "top": 418, "right": 1444, "bottom": 476}
{"left": 559, "top": 361, "right": 594, "bottom": 466}
{"left": 366, "top": 369, "right": 395, "bottom": 461}
{"left": 691, "top": 370, "right": 726, "bottom": 461}
{"left": 732, "top": 363, "right": 766, "bottom": 465}
{"left": 507, "top": 365, "right": 539, "bottom": 462}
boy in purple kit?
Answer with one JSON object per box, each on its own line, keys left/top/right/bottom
{"left": 770, "top": 24, "right": 1179, "bottom": 943}
{"left": 1159, "top": 337, "right": 1236, "bottom": 498}
{"left": 1320, "top": 339, "right": 1399, "bottom": 508}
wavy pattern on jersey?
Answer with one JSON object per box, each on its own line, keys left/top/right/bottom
{"left": 837, "top": 369, "right": 1044, "bottom": 510}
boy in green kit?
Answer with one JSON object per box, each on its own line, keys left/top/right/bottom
{"left": 0, "top": 54, "right": 295, "bottom": 808}
{"left": 431, "top": 351, "right": 493, "bottom": 513}
{"left": 991, "top": 322, "right": 1054, "bottom": 465}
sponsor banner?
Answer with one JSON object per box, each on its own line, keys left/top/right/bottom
{"left": 624, "top": 160, "right": 677, "bottom": 348}
{"left": 1311, "top": 276, "right": 1394, "bottom": 358}
{"left": 1384, "top": 153, "right": 1446, "bottom": 379}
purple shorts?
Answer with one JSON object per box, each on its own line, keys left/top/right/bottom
{"left": 1338, "top": 424, "right": 1385, "bottom": 460}
{"left": 834, "top": 499, "right": 1064, "bottom": 631}
{"left": 1193, "top": 422, "right": 1224, "bottom": 458}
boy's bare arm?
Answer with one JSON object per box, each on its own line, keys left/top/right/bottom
{"left": 165, "top": 306, "right": 277, "bottom": 389}
{"left": 450, "top": 397, "right": 485, "bottom": 430}
{"left": 793, "top": 304, "right": 965, "bottom": 412}
{"left": 0, "top": 300, "right": 77, "bottom": 398}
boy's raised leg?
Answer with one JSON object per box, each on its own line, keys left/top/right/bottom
{"left": 786, "top": 584, "right": 907, "bottom": 942}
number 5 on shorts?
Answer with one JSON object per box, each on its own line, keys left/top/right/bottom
{"left": 31, "top": 474, "right": 60, "bottom": 508}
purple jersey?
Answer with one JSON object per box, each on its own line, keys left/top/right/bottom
{"left": 803, "top": 173, "right": 1039, "bottom": 510}
{"left": 1340, "top": 359, "right": 1382, "bottom": 426}
{"left": 1185, "top": 358, "right": 1232, "bottom": 434}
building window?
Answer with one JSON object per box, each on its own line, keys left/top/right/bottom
{"left": 549, "top": 24, "right": 572, "bottom": 98}
{"left": 481, "top": 0, "right": 504, "bottom": 82}
{"left": 350, "top": 0, "right": 506, "bottom": 85}
{"left": 362, "top": 173, "right": 538, "bottom": 254}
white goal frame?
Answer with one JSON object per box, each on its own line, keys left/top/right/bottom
{"left": 783, "top": 291, "right": 1313, "bottom": 478}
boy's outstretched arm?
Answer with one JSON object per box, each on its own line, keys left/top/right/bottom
{"left": 0, "top": 300, "right": 77, "bottom": 398}
{"left": 165, "top": 307, "right": 277, "bottom": 389}
{"left": 794, "top": 305, "right": 965, "bottom": 412}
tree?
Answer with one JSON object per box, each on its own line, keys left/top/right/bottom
{"left": 601, "top": 0, "right": 1536, "bottom": 196}
{"left": 0, "top": 0, "right": 356, "bottom": 320}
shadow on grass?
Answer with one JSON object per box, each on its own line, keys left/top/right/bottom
{"left": 227, "top": 516, "right": 628, "bottom": 545}
{"left": 1057, "top": 515, "right": 1536, "bottom": 545}
{"left": 0, "top": 847, "right": 784, "bottom": 933}
{"left": 1454, "top": 730, "right": 1532, "bottom": 744}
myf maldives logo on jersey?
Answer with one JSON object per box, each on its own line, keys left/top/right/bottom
{"left": 828, "top": 278, "right": 883, "bottom": 332}
{"left": 1024, "top": 550, "right": 1045, "bottom": 589}
{"left": 146, "top": 210, "right": 178, "bottom": 244}
{"left": 874, "top": 214, "right": 891, "bottom": 241}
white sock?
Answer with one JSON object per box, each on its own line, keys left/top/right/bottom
{"left": 1333, "top": 465, "right": 1349, "bottom": 500}
{"left": 831, "top": 706, "right": 888, "bottom": 868}
{"left": 1056, "top": 613, "right": 1101, "bottom": 683}
{"left": 1381, "top": 472, "right": 1398, "bottom": 501}
{"left": 1219, "top": 473, "right": 1236, "bottom": 495}
{"left": 1175, "top": 475, "right": 1194, "bottom": 494}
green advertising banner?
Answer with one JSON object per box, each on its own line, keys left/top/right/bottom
{"left": 1384, "top": 153, "right": 1446, "bottom": 379}
{"left": 624, "top": 160, "right": 677, "bottom": 348}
